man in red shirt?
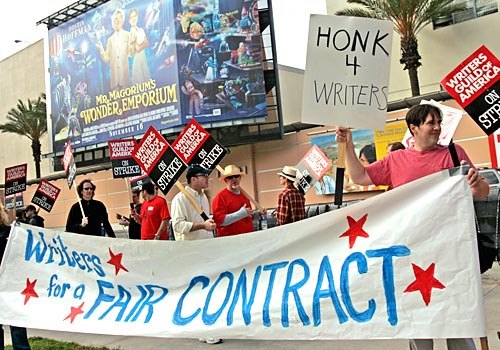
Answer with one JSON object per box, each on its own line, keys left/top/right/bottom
{"left": 212, "top": 165, "right": 254, "bottom": 237}
{"left": 133, "top": 181, "right": 170, "bottom": 240}
{"left": 276, "top": 166, "right": 305, "bottom": 226}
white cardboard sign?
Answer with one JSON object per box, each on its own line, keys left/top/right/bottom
{"left": 302, "top": 15, "right": 393, "bottom": 129}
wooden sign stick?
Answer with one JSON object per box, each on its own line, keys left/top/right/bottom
{"left": 174, "top": 181, "right": 210, "bottom": 221}
{"left": 334, "top": 142, "right": 346, "bottom": 206}
{"left": 74, "top": 182, "right": 85, "bottom": 217}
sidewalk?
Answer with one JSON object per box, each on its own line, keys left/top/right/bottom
{"left": 5, "top": 264, "right": 500, "bottom": 350}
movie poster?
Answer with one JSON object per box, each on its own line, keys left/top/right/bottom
{"left": 48, "top": 0, "right": 267, "bottom": 153}
{"left": 311, "top": 130, "right": 377, "bottom": 195}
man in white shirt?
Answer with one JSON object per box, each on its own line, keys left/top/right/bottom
{"left": 171, "top": 164, "right": 221, "bottom": 345}
{"left": 171, "top": 164, "right": 216, "bottom": 241}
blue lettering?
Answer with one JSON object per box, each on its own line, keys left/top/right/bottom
{"left": 227, "top": 267, "right": 262, "bottom": 326}
{"left": 84, "top": 280, "right": 115, "bottom": 319}
{"left": 262, "top": 261, "right": 288, "bottom": 327}
{"left": 24, "top": 230, "right": 47, "bottom": 262}
{"left": 124, "top": 285, "right": 147, "bottom": 322}
{"left": 85, "top": 280, "right": 167, "bottom": 323}
{"left": 203, "top": 272, "right": 233, "bottom": 325}
{"left": 313, "top": 256, "right": 348, "bottom": 326}
{"left": 366, "top": 245, "right": 410, "bottom": 326}
{"left": 98, "top": 285, "right": 132, "bottom": 321}
{"left": 126, "top": 285, "right": 168, "bottom": 322}
{"left": 282, "top": 258, "right": 310, "bottom": 327}
{"left": 173, "top": 276, "right": 209, "bottom": 325}
{"left": 341, "top": 252, "right": 375, "bottom": 322}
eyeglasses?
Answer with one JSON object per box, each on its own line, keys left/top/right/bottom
{"left": 194, "top": 174, "right": 209, "bottom": 178}
{"left": 225, "top": 175, "right": 240, "bottom": 180}
{"left": 83, "top": 187, "right": 94, "bottom": 191}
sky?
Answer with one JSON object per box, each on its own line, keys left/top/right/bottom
{"left": 0, "top": 0, "right": 325, "bottom": 68}
{"left": 0, "top": 0, "right": 76, "bottom": 61}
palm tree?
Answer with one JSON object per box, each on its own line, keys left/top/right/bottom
{"left": 0, "top": 93, "right": 47, "bottom": 178}
{"left": 336, "top": 0, "right": 466, "bottom": 97}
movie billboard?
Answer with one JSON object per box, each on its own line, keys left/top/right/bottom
{"left": 48, "top": 0, "right": 268, "bottom": 153}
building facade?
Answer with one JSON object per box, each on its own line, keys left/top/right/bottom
{"left": 0, "top": 1, "right": 498, "bottom": 229}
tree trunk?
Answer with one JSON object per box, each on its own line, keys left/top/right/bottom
{"left": 31, "top": 139, "right": 42, "bottom": 179}
{"left": 400, "top": 36, "right": 422, "bottom": 97}
{"left": 408, "top": 67, "right": 420, "bottom": 97}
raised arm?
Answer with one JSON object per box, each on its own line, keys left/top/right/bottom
{"left": 335, "top": 127, "right": 374, "bottom": 186}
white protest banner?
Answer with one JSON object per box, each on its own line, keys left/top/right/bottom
{"left": 0, "top": 169, "right": 484, "bottom": 339}
{"left": 402, "top": 100, "right": 464, "bottom": 147}
{"left": 302, "top": 15, "right": 393, "bottom": 129}
{"left": 441, "top": 45, "right": 500, "bottom": 135}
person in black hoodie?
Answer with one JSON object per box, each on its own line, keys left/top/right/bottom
{"left": 65, "top": 179, "right": 116, "bottom": 237}
{"left": 0, "top": 205, "right": 31, "bottom": 350}
{"left": 24, "top": 205, "right": 44, "bottom": 228}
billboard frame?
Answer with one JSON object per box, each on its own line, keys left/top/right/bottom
{"left": 40, "top": 0, "right": 284, "bottom": 172}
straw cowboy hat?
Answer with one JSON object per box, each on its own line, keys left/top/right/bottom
{"left": 277, "top": 166, "right": 297, "bottom": 182}
{"left": 220, "top": 164, "right": 246, "bottom": 182}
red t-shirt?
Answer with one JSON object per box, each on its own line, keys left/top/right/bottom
{"left": 212, "top": 188, "right": 254, "bottom": 237}
{"left": 366, "top": 144, "right": 474, "bottom": 189}
{"left": 140, "top": 196, "right": 171, "bottom": 240}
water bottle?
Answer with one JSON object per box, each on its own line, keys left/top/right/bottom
{"left": 260, "top": 214, "right": 268, "bottom": 230}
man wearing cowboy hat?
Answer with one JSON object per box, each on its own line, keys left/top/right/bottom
{"left": 276, "top": 166, "right": 305, "bottom": 226}
{"left": 212, "top": 165, "right": 254, "bottom": 237}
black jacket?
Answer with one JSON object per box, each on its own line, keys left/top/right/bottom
{"left": 0, "top": 225, "right": 11, "bottom": 262}
{"left": 28, "top": 215, "right": 45, "bottom": 228}
{"left": 66, "top": 199, "right": 116, "bottom": 237}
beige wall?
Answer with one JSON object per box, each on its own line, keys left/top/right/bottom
{"left": 0, "top": 39, "right": 49, "bottom": 182}
{"left": 19, "top": 97, "right": 490, "bottom": 229}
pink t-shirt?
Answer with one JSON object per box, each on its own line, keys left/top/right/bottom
{"left": 366, "top": 144, "right": 474, "bottom": 189}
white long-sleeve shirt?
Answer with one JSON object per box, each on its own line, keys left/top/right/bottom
{"left": 171, "top": 186, "right": 213, "bottom": 241}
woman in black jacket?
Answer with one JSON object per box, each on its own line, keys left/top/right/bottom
{"left": 65, "top": 179, "right": 116, "bottom": 237}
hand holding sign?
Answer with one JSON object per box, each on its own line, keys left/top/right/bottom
{"left": 302, "top": 16, "right": 392, "bottom": 204}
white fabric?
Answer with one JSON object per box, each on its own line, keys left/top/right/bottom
{"left": 171, "top": 185, "right": 213, "bottom": 241}
{"left": 0, "top": 169, "right": 486, "bottom": 340}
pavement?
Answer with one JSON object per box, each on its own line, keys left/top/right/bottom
{"left": 4, "top": 264, "right": 500, "bottom": 350}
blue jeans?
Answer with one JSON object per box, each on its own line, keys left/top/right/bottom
{"left": 0, "top": 325, "right": 31, "bottom": 350}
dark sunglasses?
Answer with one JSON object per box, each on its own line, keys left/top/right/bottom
{"left": 83, "top": 187, "right": 94, "bottom": 191}
{"left": 225, "top": 175, "right": 240, "bottom": 180}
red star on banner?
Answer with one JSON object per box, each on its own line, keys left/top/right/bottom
{"left": 21, "top": 278, "right": 39, "bottom": 305}
{"left": 339, "top": 214, "right": 369, "bottom": 248}
{"left": 107, "top": 248, "right": 129, "bottom": 275}
{"left": 404, "top": 263, "right": 446, "bottom": 306}
{"left": 64, "top": 302, "right": 85, "bottom": 323}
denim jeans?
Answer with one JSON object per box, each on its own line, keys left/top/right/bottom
{"left": 0, "top": 325, "right": 31, "bottom": 350}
